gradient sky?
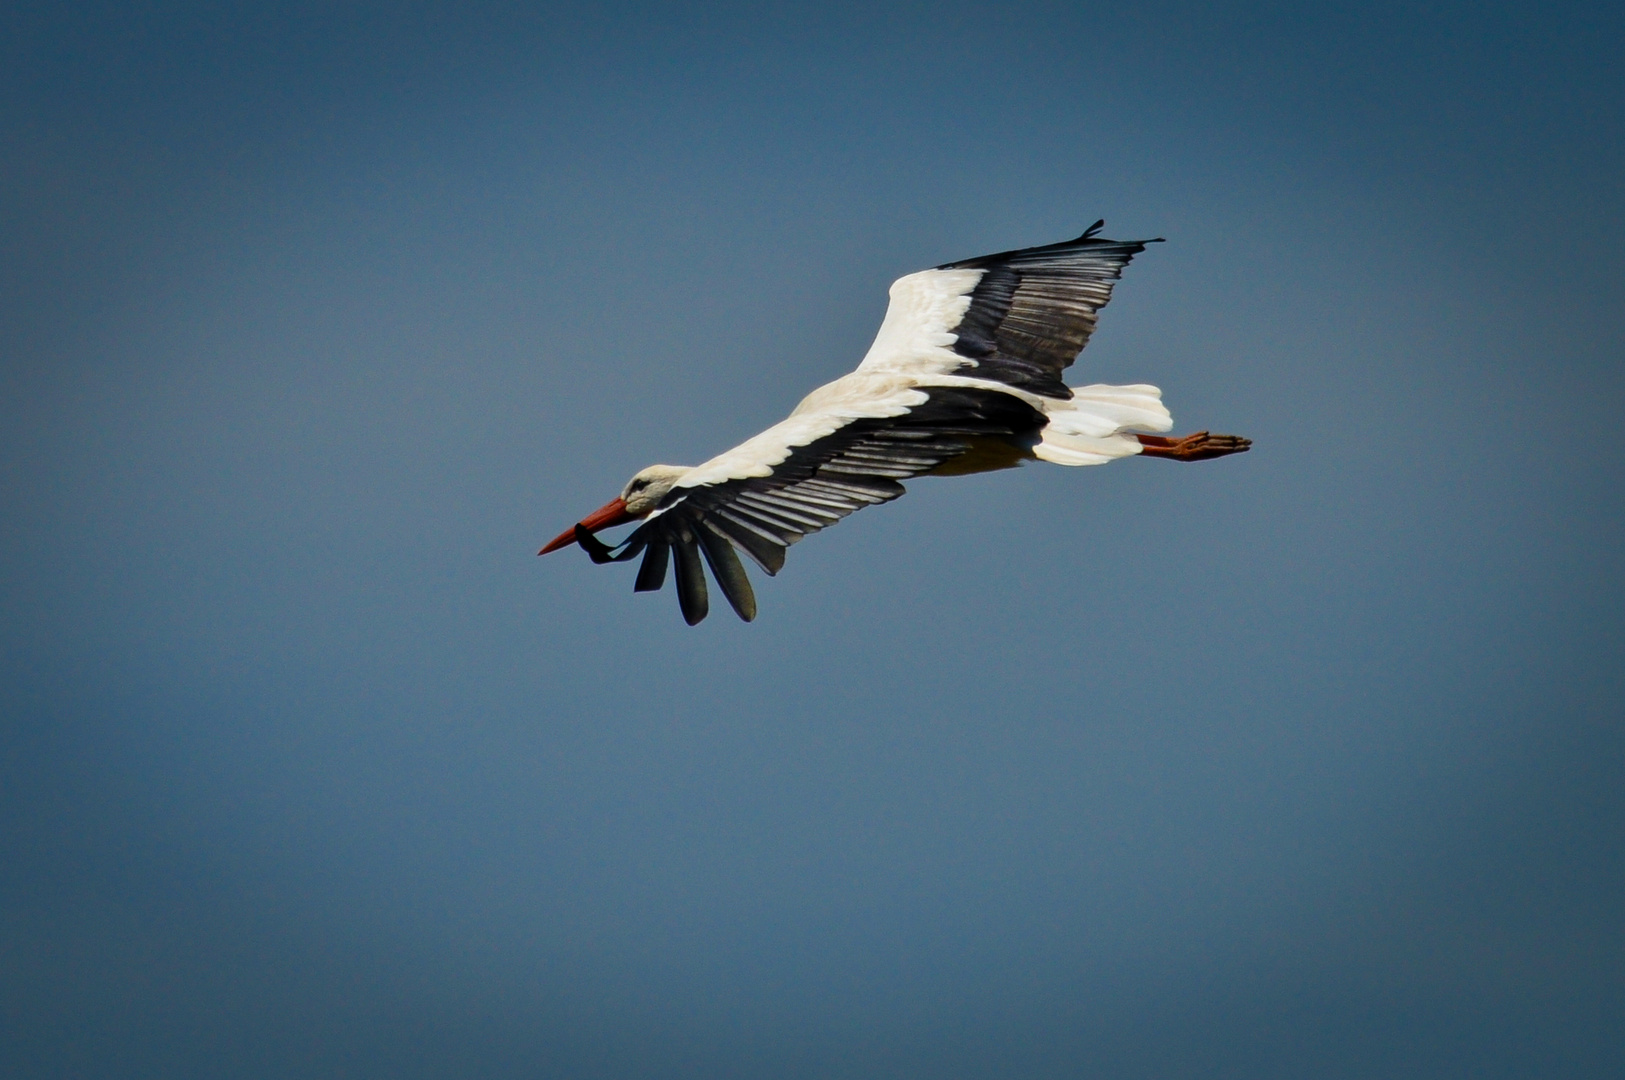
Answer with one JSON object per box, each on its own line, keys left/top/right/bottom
{"left": 3, "top": 2, "right": 1622, "bottom": 1077}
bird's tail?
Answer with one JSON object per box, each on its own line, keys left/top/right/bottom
{"left": 1034, "top": 383, "right": 1173, "bottom": 466}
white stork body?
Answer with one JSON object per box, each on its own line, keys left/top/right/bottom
{"left": 541, "top": 222, "right": 1249, "bottom": 624}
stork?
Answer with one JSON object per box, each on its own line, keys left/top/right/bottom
{"left": 540, "top": 222, "right": 1249, "bottom": 624}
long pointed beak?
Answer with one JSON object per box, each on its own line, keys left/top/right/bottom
{"left": 539, "top": 497, "right": 634, "bottom": 555}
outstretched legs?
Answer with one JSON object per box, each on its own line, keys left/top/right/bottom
{"left": 1136, "top": 431, "right": 1252, "bottom": 461}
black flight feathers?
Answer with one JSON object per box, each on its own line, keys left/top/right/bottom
{"left": 936, "top": 221, "right": 1163, "bottom": 400}
{"left": 575, "top": 510, "right": 753, "bottom": 626}
{"left": 579, "top": 386, "right": 1048, "bottom": 625}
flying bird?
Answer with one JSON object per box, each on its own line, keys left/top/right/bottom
{"left": 540, "top": 222, "right": 1249, "bottom": 624}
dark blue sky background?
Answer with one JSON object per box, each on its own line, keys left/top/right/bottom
{"left": 3, "top": 3, "right": 1622, "bottom": 1076}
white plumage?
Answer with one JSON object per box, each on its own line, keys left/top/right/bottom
{"left": 541, "top": 222, "right": 1250, "bottom": 624}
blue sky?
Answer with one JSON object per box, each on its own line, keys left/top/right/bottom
{"left": 3, "top": 3, "right": 1622, "bottom": 1076}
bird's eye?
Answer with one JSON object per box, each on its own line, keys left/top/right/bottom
{"left": 631, "top": 479, "right": 648, "bottom": 491}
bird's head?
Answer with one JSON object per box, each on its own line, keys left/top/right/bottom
{"left": 538, "top": 464, "right": 692, "bottom": 555}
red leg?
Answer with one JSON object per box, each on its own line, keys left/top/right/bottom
{"left": 1136, "top": 431, "right": 1252, "bottom": 461}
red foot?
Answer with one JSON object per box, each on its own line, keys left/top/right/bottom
{"left": 1136, "top": 431, "right": 1252, "bottom": 461}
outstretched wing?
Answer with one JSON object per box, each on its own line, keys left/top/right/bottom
{"left": 604, "top": 386, "right": 1046, "bottom": 624}
{"left": 857, "top": 221, "right": 1159, "bottom": 400}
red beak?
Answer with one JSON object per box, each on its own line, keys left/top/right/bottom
{"left": 538, "top": 497, "right": 635, "bottom": 555}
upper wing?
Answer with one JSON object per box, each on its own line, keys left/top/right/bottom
{"left": 606, "top": 386, "right": 1046, "bottom": 624}
{"left": 857, "top": 221, "right": 1159, "bottom": 400}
